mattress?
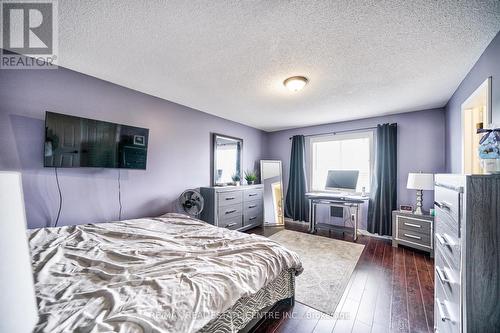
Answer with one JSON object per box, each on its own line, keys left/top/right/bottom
{"left": 28, "top": 213, "right": 303, "bottom": 333}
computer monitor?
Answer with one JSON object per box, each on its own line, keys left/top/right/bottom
{"left": 325, "top": 170, "right": 359, "bottom": 192}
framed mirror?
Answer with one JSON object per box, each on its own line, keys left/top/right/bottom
{"left": 212, "top": 133, "right": 243, "bottom": 186}
{"left": 260, "top": 160, "right": 284, "bottom": 225}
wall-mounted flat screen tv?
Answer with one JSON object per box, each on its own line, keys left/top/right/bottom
{"left": 44, "top": 112, "right": 149, "bottom": 169}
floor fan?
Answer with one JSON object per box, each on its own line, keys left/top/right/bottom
{"left": 178, "top": 189, "right": 204, "bottom": 217}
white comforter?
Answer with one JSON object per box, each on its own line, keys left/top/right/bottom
{"left": 28, "top": 213, "right": 302, "bottom": 333}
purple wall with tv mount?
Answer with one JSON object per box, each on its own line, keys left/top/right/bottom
{"left": 265, "top": 109, "right": 446, "bottom": 230}
{"left": 3, "top": 31, "right": 497, "bottom": 230}
{"left": 445, "top": 31, "right": 500, "bottom": 173}
{"left": 0, "top": 66, "right": 267, "bottom": 229}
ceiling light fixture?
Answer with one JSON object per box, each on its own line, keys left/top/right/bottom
{"left": 283, "top": 76, "right": 308, "bottom": 92}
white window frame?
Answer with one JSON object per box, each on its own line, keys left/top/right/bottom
{"left": 307, "top": 131, "right": 375, "bottom": 194}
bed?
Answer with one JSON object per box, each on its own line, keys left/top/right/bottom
{"left": 28, "top": 213, "right": 303, "bottom": 333}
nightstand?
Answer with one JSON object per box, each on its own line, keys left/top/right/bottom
{"left": 392, "top": 210, "right": 433, "bottom": 257}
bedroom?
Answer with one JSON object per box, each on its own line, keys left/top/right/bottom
{"left": 1, "top": 1, "right": 500, "bottom": 333}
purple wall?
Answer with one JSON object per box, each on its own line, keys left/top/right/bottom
{"left": 266, "top": 109, "right": 446, "bottom": 229}
{"left": 445, "top": 31, "right": 500, "bottom": 173}
{"left": 0, "top": 67, "right": 267, "bottom": 229}
{"left": 8, "top": 28, "right": 496, "bottom": 229}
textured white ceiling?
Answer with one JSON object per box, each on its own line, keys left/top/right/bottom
{"left": 57, "top": 1, "right": 500, "bottom": 131}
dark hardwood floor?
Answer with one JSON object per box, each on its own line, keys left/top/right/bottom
{"left": 246, "top": 222, "right": 434, "bottom": 333}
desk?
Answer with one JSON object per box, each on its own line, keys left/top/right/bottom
{"left": 306, "top": 192, "right": 369, "bottom": 241}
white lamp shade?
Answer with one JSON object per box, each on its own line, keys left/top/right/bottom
{"left": 0, "top": 172, "right": 38, "bottom": 332}
{"left": 407, "top": 173, "right": 434, "bottom": 190}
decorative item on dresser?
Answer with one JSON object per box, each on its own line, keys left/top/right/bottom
{"left": 200, "top": 185, "right": 264, "bottom": 231}
{"left": 392, "top": 210, "right": 434, "bottom": 256}
{"left": 244, "top": 169, "right": 258, "bottom": 185}
{"left": 434, "top": 174, "right": 500, "bottom": 333}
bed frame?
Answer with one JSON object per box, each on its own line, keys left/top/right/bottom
{"left": 241, "top": 296, "right": 295, "bottom": 333}
{"left": 198, "top": 269, "right": 296, "bottom": 333}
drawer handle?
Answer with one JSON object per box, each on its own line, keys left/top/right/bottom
{"left": 436, "top": 266, "right": 452, "bottom": 284}
{"left": 249, "top": 216, "right": 257, "bottom": 221}
{"left": 225, "top": 197, "right": 236, "bottom": 201}
{"left": 437, "top": 301, "right": 451, "bottom": 322}
{"left": 248, "top": 205, "right": 257, "bottom": 208}
{"left": 436, "top": 233, "right": 455, "bottom": 247}
{"left": 404, "top": 233, "right": 421, "bottom": 240}
{"left": 435, "top": 201, "right": 452, "bottom": 210}
{"left": 403, "top": 222, "right": 421, "bottom": 228}
{"left": 225, "top": 209, "right": 237, "bottom": 214}
{"left": 249, "top": 193, "right": 258, "bottom": 197}
{"left": 225, "top": 223, "right": 237, "bottom": 228}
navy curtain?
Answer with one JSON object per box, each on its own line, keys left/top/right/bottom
{"left": 367, "top": 123, "right": 397, "bottom": 236}
{"left": 285, "top": 135, "right": 308, "bottom": 222}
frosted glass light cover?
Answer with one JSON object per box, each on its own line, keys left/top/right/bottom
{"left": 283, "top": 76, "right": 308, "bottom": 92}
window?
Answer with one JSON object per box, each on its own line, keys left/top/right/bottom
{"left": 309, "top": 131, "right": 374, "bottom": 193}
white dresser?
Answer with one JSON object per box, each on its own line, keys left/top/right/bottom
{"left": 200, "top": 185, "right": 264, "bottom": 231}
{"left": 434, "top": 174, "right": 500, "bottom": 333}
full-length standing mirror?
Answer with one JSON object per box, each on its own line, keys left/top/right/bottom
{"left": 212, "top": 133, "right": 243, "bottom": 186}
{"left": 260, "top": 160, "right": 284, "bottom": 225}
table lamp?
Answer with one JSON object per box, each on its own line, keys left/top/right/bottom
{"left": 407, "top": 173, "right": 434, "bottom": 215}
{"left": 0, "top": 172, "right": 38, "bottom": 332}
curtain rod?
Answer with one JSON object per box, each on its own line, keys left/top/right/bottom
{"left": 288, "top": 125, "right": 378, "bottom": 140}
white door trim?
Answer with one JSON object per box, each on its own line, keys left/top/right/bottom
{"left": 460, "top": 77, "right": 492, "bottom": 174}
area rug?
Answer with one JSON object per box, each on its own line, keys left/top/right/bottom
{"left": 269, "top": 230, "right": 364, "bottom": 315}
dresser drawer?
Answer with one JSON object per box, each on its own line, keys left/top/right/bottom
{"left": 434, "top": 250, "right": 460, "bottom": 333}
{"left": 244, "top": 188, "right": 263, "bottom": 201}
{"left": 244, "top": 210, "right": 263, "bottom": 226}
{"left": 218, "top": 191, "right": 243, "bottom": 207}
{"left": 244, "top": 199, "right": 263, "bottom": 213}
{"left": 435, "top": 233, "right": 460, "bottom": 272}
{"left": 435, "top": 205, "right": 459, "bottom": 239}
{"left": 435, "top": 297, "right": 460, "bottom": 333}
{"left": 435, "top": 247, "right": 460, "bottom": 305}
{"left": 435, "top": 215, "right": 460, "bottom": 271}
{"left": 435, "top": 185, "right": 460, "bottom": 223}
{"left": 397, "top": 215, "right": 432, "bottom": 235}
{"left": 218, "top": 203, "right": 242, "bottom": 219}
{"left": 435, "top": 255, "right": 461, "bottom": 333}
{"left": 218, "top": 216, "right": 243, "bottom": 230}
{"left": 397, "top": 231, "right": 431, "bottom": 247}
